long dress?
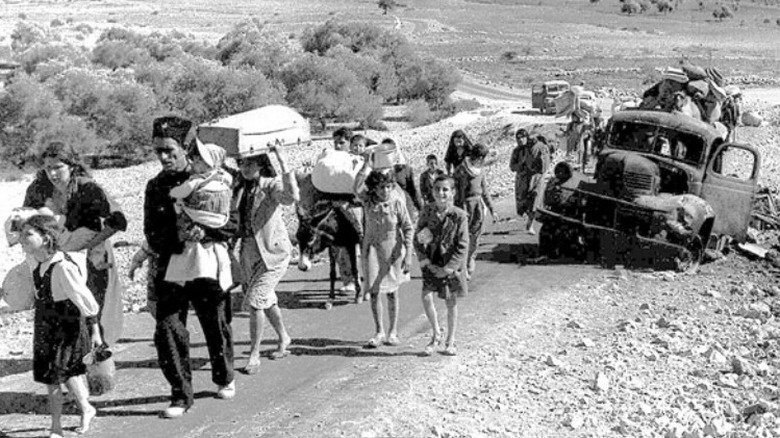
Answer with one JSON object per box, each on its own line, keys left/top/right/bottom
{"left": 360, "top": 189, "right": 414, "bottom": 295}
{"left": 33, "top": 252, "right": 99, "bottom": 385}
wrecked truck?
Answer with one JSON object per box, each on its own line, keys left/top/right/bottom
{"left": 537, "top": 110, "right": 761, "bottom": 271}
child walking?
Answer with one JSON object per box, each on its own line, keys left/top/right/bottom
{"left": 164, "top": 140, "right": 233, "bottom": 290}
{"left": 415, "top": 175, "right": 469, "bottom": 356}
{"left": 20, "top": 214, "right": 103, "bottom": 438}
{"left": 453, "top": 143, "right": 499, "bottom": 277}
{"left": 354, "top": 162, "right": 414, "bottom": 348}
{"left": 419, "top": 154, "right": 445, "bottom": 205}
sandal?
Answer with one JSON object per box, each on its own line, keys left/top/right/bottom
{"left": 365, "top": 333, "right": 386, "bottom": 349}
{"left": 269, "top": 340, "right": 291, "bottom": 360}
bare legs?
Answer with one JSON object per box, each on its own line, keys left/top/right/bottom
{"left": 247, "top": 304, "right": 291, "bottom": 369}
{"left": 47, "top": 376, "right": 96, "bottom": 436}
{"left": 421, "top": 291, "right": 458, "bottom": 355}
{"left": 367, "top": 291, "right": 399, "bottom": 346}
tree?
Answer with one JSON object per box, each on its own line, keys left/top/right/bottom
{"left": 713, "top": 5, "right": 734, "bottom": 20}
{"left": 621, "top": 0, "right": 641, "bottom": 15}
{"left": 656, "top": 0, "right": 674, "bottom": 13}
{"left": 378, "top": 0, "right": 399, "bottom": 15}
{"left": 281, "top": 55, "right": 383, "bottom": 129}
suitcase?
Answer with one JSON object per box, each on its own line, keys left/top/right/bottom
{"left": 197, "top": 105, "right": 311, "bottom": 158}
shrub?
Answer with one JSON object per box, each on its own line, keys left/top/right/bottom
{"left": 164, "top": 57, "right": 286, "bottom": 124}
{"left": 0, "top": 73, "right": 66, "bottom": 164}
{"left": 74, "top": 23, "right": 93, "bottom": 34}
{"left": 16, "top": 42, "right": 89, "bottom": 76}
{"left": 50, "top": 19, "right": 64, "bottom": 27}
{"left": 281, "top": 54, "right": 383, "bottom": 129}
{"left": 405, "top": 99, "right": 436, "bottom": 128}
{"left": 713, "top": 5, "right": 735, "bottom": 19}
{"left": 622, "top": 0, "right": 641, "bottom": 13}
{"left": 92, "top": 40, "right": 151, "bottom": 70}
{"left": 378, "top": 0, "right": 399, "bottom": 15}
{"left": 10, "top": 22, "right": 56, "bottom": 53}
{"left": 301, "top": 19, "right": 408, "bottom": 57}
{"left": 656, "top": 0, "right": 674, "bottom": 12}
{"left": 218, "top": 19, "right": 300, "bottom": 80}
{"left": 397, "top": 57, "right": 460, "bottom": 109}
{"left": 501, "top": 50, "right": 518, "bottom": 61}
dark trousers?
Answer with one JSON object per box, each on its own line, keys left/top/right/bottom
{"left": 154, "top": 277, "right": 234, "bottom": 408}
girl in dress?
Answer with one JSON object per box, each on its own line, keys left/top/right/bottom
{"left": 354, "top": 164, "right": 414, "bottom": 348}
{"left": 20, "top": 214, "right": 103, "bottom": 438}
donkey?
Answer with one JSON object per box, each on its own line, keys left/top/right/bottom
{"left": 295, "top": 172, "right": 363, "bottom": 304}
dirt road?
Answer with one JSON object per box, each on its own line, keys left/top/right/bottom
{"left": 0, "top": 199, "right": 597, "bottom": 438}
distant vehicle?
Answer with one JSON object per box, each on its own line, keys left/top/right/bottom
{"left": 531, "top": 80, "right": 570, "bottom": 114}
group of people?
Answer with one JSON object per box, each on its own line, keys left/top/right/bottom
{"left": 12, "top": 115, "right": 550, "bottom": 437}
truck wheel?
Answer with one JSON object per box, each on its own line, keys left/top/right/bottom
{"left": 674, "top": 236, "right": 703, "bottom": 273}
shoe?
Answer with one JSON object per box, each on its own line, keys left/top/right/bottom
{"left": 216, "top": 380, "right": 236, "bottom": 399}
{"left": 50, "top": 433, "right": 64, "bottom": 438}
{"left": 440, "top": 343, "right": 458, "bottom": 356}
{"left": 365, "top": 333, "right": 386, "bottom": 349}
{"left": 385, "top": 334, "right": 400, "bottom": 346}
{"left": 242, "top": 361, "right": 261, "bottom": 375}
{"left": 161, "top": 405, "right": 189, "bottom": 419}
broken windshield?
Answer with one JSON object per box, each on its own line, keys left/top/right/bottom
{"left": 608, "top": 121, "right": 705, "bottom": 165}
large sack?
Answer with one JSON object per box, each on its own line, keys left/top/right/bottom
{"left": 742, "top": 111, "right": 763, "bottom": 127}
{"left": 555, "top": 90, "right": 576, "bottom": 118}
{"left": 311, "top": 149, "right": 364, "bottom": 194}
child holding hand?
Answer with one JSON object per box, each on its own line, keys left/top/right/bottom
{"left": 415, "top": 175, "right": 469, "bottom": 356}
{"left": 20, "top": 214, "right": 103, "bottom": 437}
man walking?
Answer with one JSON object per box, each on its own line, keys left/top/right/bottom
{"left": 144, "top": 116, "right": 236, "bottom": 419}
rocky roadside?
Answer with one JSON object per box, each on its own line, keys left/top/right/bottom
{"left": 317, "top": 252, "right": 780, "bottom": 438}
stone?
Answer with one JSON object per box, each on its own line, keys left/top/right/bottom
{"left": 593, "top": 372, "right": 610, "bottom": 392}
{"left": 567, "top": 320, "right": 583, "bottom": 329}
{"left": 665, "top": 423, "right": 686, "bottom": 438}
{"left": 717, "top": 374, "right": 739, "bottom": 389}
{"left": 563, "top": 413, "right": 585, "bottom": 429}
{"left": 640, "top": 303, "right": 651, "bottom": 311}
{"left": 577, "top": 338, "right": 595, "bottom": 348}
{"left": 703, "top": 289, "right": 722, "bottom": 299}
{"left": 545, "top": 355, "right": 563, "bottom": 367}
{"left": 703, "top": 418, "right": 734, "bottom": 436}
{"left": 705, "top": 348, "right": 728, "bottom": 365}
{"left": 732, "top": 356, "right": 754, "bottom": 375}
{"left": 618, "top": 319, "right": 637, "bottom": 332}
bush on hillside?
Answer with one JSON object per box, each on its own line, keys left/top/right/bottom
{"left": 217, "top": 19, "right": 300, "bottom": 80}
{"left": 16, "top": 42, "right": 89, "bottom": 76}
{"left": 10, "top": 22, "right": 58, "bottom": 52}
{"left": 281, "top": 54, "right": 383, "bottom": 129}
{"left": 621, "top": 0, "right": 641, "bottom": 14}
{"left": 92, "top": 40, "right": 152, "bottom": 70}
{"left": 164, "top": 57, "right": 286, "bottom": 124}
{"left": 0, "top": 73, "right": 99, "bottom": 164}
{"left": 397, "top": 57, "right": 460, "bottom": 109}
{"left": 713, "top": 5, "right": 735, "bottom": 19}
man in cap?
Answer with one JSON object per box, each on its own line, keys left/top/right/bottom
{"left": 144, "top": 116, "right": 236, "bottom": 419}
